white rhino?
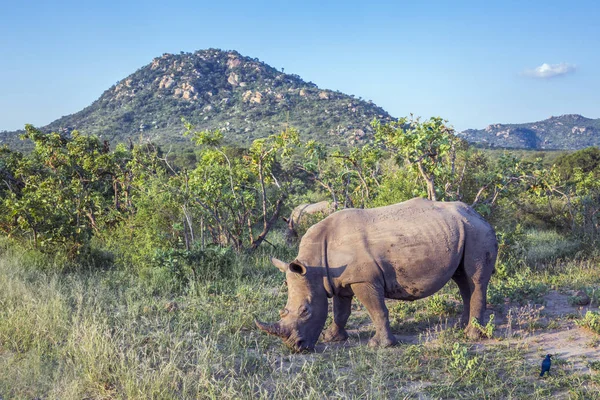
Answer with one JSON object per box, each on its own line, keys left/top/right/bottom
{"left": 283, "top": 201, "right": 338, "bottom": 240}
{"left": 257, "top": 198, "right": 498, "bottom": 352}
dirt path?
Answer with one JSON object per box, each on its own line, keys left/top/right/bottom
{"left": 502, "top": 291, "right": 600, "bottom": 375}
{"left": 310, "top": 291, "right": 600, "bottom": 375}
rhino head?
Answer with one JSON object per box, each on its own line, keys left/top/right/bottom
{"left": 255, "top": 257, "right": 330, "bottom": 352}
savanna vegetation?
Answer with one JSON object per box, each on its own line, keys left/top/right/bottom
{"left": 1, "top": 117, "right": 600, "bottom": 399}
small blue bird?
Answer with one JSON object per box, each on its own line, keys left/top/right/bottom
{"left": 540, "top": 354, "right": 552, "bottom": 377}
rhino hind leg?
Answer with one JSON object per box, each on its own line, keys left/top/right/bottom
{"left": 461, "top": 248, "right": 496, "bottom": 340}
{"left": 322, "top": 295, "right": 352, "bottom": 342}
{"left": 452, "top": 269, "right": 473, "bottom": 327}
{"left": 351, "top": 282, "right": 398, "bottom": 348}
{"left": 464, "top": 281, "right": 489, "bottom": 340}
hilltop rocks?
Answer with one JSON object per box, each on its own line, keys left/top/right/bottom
{"left": 228, "top": 73, "right": 240, "bottom": 86}
{"left": 173, "top": 82, "right": 197, "bottom": 100}
{"left": 13, "top": 48, "right": 394, "bottom": 150}
{"left": 243, "top": 90, "right": 262, "bottom": 104}
{"left": 227, "top": 56, "right": 241, "bottom": 69}
{"left": 496, "top": 129, "right": 511, "bottom": 138}
{"left": 250, "top": 92, "right": 262, "bottom": 104}
{"left": 158, "top": 75, "right": 175, "bottom": 89}
{"left": 485, "top": 124, "right": 502, "bottom": 132}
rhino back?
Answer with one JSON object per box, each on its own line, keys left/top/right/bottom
{"left": 298, "top": 198, "right": 492, "bottom": 299}
{"left": 290, "top": 201, "right": 334, "bottom": 224}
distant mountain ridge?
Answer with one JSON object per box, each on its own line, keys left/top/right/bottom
{"left": 0, "top": 49, "right": 393, "bottom": 150}
{"left": 459, "top": 114, "right": 600, "bottom": 150}
{"left": 1, "top": 50, "right": 597, "bottom": 152}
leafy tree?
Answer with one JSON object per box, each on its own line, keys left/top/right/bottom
{"left": 331, "top": 144, "right": 382, "bottom": 207}
{"left": 554, "top": 147, "right": 600, "bottom": 180}
{"left": 300, "top": 140, "right": 382, "bottom": 208}
{"left": 299, "top": 140, "right": 338, "bottom": 204}
{"left": 374, "top": 116, "right": 459, "bottom": 201}
{"left": 471, "top": 154, "right": 542, "bottom": 210}
{"left": 0, "top": 125, "right": 131, "bottom": 256}
{"left": 246, "top": 127, "right": 300, "bottom": 249}
{"left": 177, "top": 121, "right": 300, "bottom": 251}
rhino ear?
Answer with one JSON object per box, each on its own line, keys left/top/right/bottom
{"left": 271, "top": 257, "right": 288, "bottom": 273}
{"left": 289, "top": 261, "right": 307, "bottom": 276}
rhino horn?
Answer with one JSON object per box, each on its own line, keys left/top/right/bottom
{"left": 271, "top": 257, "right": 288, "bottom": 273}
{"left": 255, "top": 319, "right": 289, "bottom": 338}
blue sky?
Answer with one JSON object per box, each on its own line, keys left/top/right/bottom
{"left": 1, "top": 0, "right": 598, "bottom": 132}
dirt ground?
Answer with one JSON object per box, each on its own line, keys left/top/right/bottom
{"left": 504, "top": 291, "right": 600, "bottom": 375}
{"left": 310, "top": 290, "right": 600, "bottom": 376}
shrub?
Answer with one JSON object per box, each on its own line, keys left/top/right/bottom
{"left": 577, "top": 311, "right": 600, "bottom": 334}
{"left": 426, "top": 294, "right": 456, "bottom": 316}
{"left": 148, "top": 245, "right": 237, "bottom": 293}
{"left": 449, "top": 342, "right": 480, "bottom": 379}
{"left": 488, "top": 269, "right": 548, "bottom": 306}
{"left": 522, "top": 229, "right": 582, "bottom": 265}
{"left": 470, "top": 314, "right": 495, "bottom": 338}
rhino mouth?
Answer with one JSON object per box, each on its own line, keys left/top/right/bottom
{"left": 283, "top": 336, "right": 313, "bottom": 353}
{"left": 284, "top": 333, "right": 315, "bottom": 353}
{"left": 290, "top": 339, "right": 312, "bottom": 353}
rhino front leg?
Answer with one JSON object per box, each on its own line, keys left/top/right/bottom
{"left": 322, "top": 295, "right": 352, "bottom": 342}
{"left": 351, "top": 282, "right": 398, "bottom": 348}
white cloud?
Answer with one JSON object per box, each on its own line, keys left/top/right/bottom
{"left": 522, "top": 63, "right": 576, "bottom": 79}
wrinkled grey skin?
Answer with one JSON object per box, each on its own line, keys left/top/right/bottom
{"left": 283, "top": 201, "right": 338, "bottom": 241}
{"left": 256, "top": 198, "right": 498, "bottom": 352}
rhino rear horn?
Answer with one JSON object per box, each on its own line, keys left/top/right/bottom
{"left": 271, "top": 257, "right": 288, "bottom": 273}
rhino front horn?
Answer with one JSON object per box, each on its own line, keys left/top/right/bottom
{"left": 255, "top": 319, "right": 287, "bottom": 338}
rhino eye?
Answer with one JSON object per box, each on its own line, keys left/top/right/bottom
{"left": 279, "top": 308, "right": 289, "bottom": 317}
{"left": 299, "top": 305, "right": 310, "bottom": 317}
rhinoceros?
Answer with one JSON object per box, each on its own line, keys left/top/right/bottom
{"left": 256, "top": 198, "right": 497, "bottom": 352}
{"left": 283, "top": 201, "right": 338, "bottom": 240}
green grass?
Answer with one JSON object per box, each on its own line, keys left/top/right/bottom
{"left": 522, "top": 229, "right": 583, "bottom": 266}
{"left": 1, "top": 233, "right": 600, "bottom": 399}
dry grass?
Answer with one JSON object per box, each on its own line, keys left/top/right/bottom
{"left": 1, "top": 235, "right": 600, "bottom": 399}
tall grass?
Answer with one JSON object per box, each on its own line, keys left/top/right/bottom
{"left": 1, "top": 231, "right": 600, "bottom": 399}
{"left": 522, "top": 229, "right": 584, "bottom": 265}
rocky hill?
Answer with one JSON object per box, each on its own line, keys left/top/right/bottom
{"left": 459, "top": 114, "right": 600, "bottom": 150}
{"left": 0, "top": 49, "right": 393, "bottom": 150}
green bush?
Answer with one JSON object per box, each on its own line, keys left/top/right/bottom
{"left": 522, "top": 229, "right": 582, "bottom": 265}
{"left": 494, "top": 225, "right": 527, "bottom": 277}
{"left": 148, "top": 245, "right": 237, "bottom": 292}
{"left": 369, "top": 163, "right": 423, "bottom": 207}
{"left": 577, "top": 311, "right": 600, "bottom": 334}
{"left": 496, "top": 227, "right": 583, "bottom": 274}
{"left": 488, "top": 269, "right": 548, "bottom": 306}
{"left": 470, "top": 314, "right": 495, "bottom": 338}
{"left": 426, "top": 294, "right": 457, "bottom": 316}
{"left": 448, "top": 342, "right": 481, "bottom": 379}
